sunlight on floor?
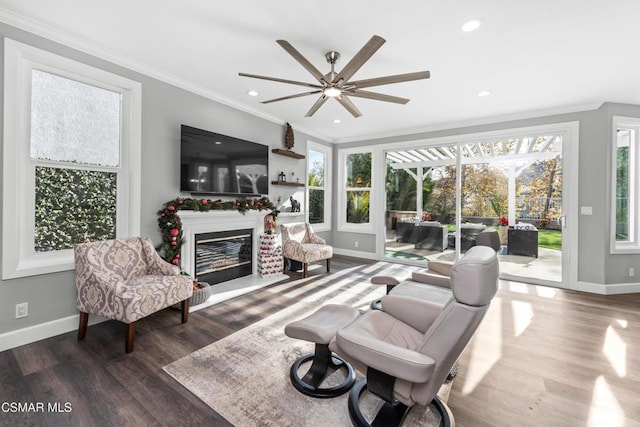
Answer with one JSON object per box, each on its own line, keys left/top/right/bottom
{"left": 462, "top": 297, "right": 502, "bottom": 395}
{"left": 603, "top": 325, "right": 627, "bottom": 377}
{"left": 588, "top": 376, "right": 625, "bottom": 427}
{"left": 511, "top": 300, "right": 533, "bottom": 336}
{"left": 534, "top": 285, "right": 558, "bottom": 298}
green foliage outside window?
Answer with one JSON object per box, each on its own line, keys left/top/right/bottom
{"left": 34, "top": 166, "right": 117, "bottom": 252}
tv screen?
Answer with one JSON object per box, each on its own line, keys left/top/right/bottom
{"left": 180, "top": 125, "right": 269, "bottom": 196}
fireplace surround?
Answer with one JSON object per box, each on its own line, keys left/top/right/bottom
{"left": 177, "top": 210, "right": 287, "bottom": 310}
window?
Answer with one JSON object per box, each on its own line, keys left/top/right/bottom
{"left": 2, "top": 39, "right": 141, "bottom": 279}
{"left": 306, "top": 141, "right": 332, "bottom": 232}
{"left": 338, "top": 148, "right": 374, "bottom": 232}
{"left": 611, "top": 116, "right": 640, "bottom": 253}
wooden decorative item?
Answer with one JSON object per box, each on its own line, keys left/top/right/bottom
{"left": 284, "top": 122, "right": 295, "bottom": 149}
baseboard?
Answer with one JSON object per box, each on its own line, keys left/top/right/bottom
{"left": 332, "top": 248, "right": 378, "bottom": 260}
{"left": 0, "top": 314, "right": 106, "bottom": 353}
{"left": 574, "top": 280, "right": 640, "bottom": 295}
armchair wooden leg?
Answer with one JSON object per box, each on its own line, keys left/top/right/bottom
{"left": 125, "top": 322, "right": 136, "bottom": 353}
{"left": 303, "top": 263, "right": 308, "bottom": 278}
{"left": 326, "top": 258, "right": 331, "bottom": 273}
{"left": 78, "top": 312, "right": 89, "bottom": 341}
{"left": 181, "top": 299, "right": 190, "bottom": 323}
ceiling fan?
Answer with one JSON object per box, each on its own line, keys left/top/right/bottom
{"left": 239, "top": 35, "right": 430, "bottom": 118}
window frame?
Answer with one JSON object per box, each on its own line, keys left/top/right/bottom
{"left": 610, "top": 115, "right": 640, "bottom": 254}
{"left": 306, "top": 140, "right": 332, "bottom": 232}
{"left": 337, "top": 147, "right": 375, "bottom": 233}
{"left": 2, "top": 39, "right": 141, "bottom": 279}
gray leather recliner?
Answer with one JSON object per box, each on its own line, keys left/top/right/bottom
{"left": 330, "top": 246, "right": 499, "bottom": 426}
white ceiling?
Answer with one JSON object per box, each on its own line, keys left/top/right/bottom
{"left": 1, "top": 0, "right": 639, "bottom": 143}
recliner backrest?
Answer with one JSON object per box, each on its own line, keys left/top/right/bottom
{"left": 411, "top": 246, "right": 498, "bottom": 405}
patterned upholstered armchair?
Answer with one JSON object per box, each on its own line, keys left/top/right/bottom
{"left": 281, "top": 223, "right": 332, "bottom": 278}
{"left": 74, "top": 237, "right": 193, "bottom": 353}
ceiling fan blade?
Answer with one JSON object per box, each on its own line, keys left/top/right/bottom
{"left": 276, "top": 40, "right": 327, "bottom": 84}
{"left": 239, "top": 73, "right": 323, "bottom": 89}
{"left": 305, "top": 95, "right": 329, "bottom": 117}
{"left": 332, "top": 35, "right": 386, "bottom": 85}
{"left": 336, "top": 95, "right": 362, "bottom": 118}
{"left": 261, "top": 90, "right": 322, "bottom": 104}
{"left": 348, "top": 71, "right": 430, "bottom": 89}
{"left": 345, "top": 90, "right": 410, "bottom": 105}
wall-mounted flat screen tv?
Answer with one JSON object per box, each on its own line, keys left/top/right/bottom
{"left": 180, "top": 125, "right": 269, "bottom": 196}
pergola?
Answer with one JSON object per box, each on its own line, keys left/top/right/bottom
{"left": 386, "top": 135, "right": 563, "bottom": 227}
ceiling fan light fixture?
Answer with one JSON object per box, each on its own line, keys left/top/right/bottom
{"left": 461, "top": 18, "right": 483, "bottom": 32}
{"left": 323, "top": 87, "right": 342, "bottom": 97}
{"left": 247, "top": 90, "right": 259, "bottom": 96}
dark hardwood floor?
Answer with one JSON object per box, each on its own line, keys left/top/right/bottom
{"left": 1, "top": 255, "right": 639, "bottom": 426}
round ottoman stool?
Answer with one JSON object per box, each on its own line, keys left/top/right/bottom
{"left": 284, "top": 304, "right": 360, "bottom": 398}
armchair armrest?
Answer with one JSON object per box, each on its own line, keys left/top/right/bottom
{"left": 337, "top": 327, "right": 435, "bottom": 383}
{"left": 141, "top": 238, "right": 182, "bottom": 276}
{"left": 308, "top": 233, "right": 326, "bottom": 245}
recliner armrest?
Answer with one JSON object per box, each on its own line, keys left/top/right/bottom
{"left": 336, "top": 328, "right": 435, "bottom": 383}
{"left": 370, "top": 274, "right": 409, "bottom": 286}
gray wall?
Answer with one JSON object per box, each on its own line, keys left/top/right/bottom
{"left": 331, "top": 104, "right": 640, "bottom": 287}
{"left": 0, "top": 23, "right": 328, "bottom": 335}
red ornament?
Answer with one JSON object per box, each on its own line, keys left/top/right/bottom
{"left": 171, "top": 258, "right": 179, "bottom": 265}
{"left": 167, "top": 205, "right": 175, "bottom": 211}
{"left": 178, "top": 199, "right": 183, "bottom": 205}
{"left": 202, "top": 199, "right": 208, "bottom": 205}
{"left": 169, "top": 228, "right": 179, "bottom": 237}
{"left": 170, "top": 241, "right": 177, "bottom": 246}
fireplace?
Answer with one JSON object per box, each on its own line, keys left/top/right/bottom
{"left": 195, "top": 229, "right": 253, "bottom": 285}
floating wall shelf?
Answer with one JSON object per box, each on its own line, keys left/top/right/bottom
{"left": 272, "top": 148, "right": 305, "bottom": 159}
{"left": 271, "top": 181, "right": 305, "bottom": 187}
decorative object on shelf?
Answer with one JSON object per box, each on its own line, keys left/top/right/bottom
{"left": 290, "top": 196, "right": 301, "bottom": 213}
{"left": 157, "top": 196, "right": 277, "bottom": 266}
{"left": 278, "top": 171, "right": 287, "bottom": 182}
{"left": 284, "top": 122, "right": 295, "bottom": 149}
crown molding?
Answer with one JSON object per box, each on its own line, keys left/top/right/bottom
{"left": 0, "top": 7, "right": 333, "bottom": 143}
{"left": 334, "top": 102, "right": 603, "bottom": 144}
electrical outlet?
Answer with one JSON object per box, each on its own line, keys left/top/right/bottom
{"left": 630, "top": 268, "right": 635, "bottom": 278}
{"left": 354, "top": 241, "right": 359, "bottom": 248}
{"left": 16, "top": 302, "right": 28, "bottom": 319}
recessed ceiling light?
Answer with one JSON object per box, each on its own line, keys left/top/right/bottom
{"left": 247, "top": 90, "right": 259, "bottom": 96}
{"left": 333, "top": 119, "right": 341, "bottom": 124}
{"left": 461, "top": 18, "right": 483, "bottom": 32}
{"left": 477, "top": 90, "right": 492, "bottom": 97}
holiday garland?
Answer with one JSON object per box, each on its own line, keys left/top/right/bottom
{"left": 157, "top": 196, "right": 277, "bottom": 266}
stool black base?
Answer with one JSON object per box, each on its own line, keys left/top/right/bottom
{"left": 289, "top": 343, "right": 356, "bottom": 398}
{"left": 348, "top": 379, "right": 454, "bottom": 427}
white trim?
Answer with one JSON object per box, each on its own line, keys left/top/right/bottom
{"left": 574, "top": 280, "right": 640, "bottom": 295}
{"left": 332, "top": 248, "right": 378, "bottom": 260}
{"left": 0, "top": 314, "right": 107, "bottom": 353}
{"left": 337, "top": 147, "right": 375, "bottom": 233}
{"left": 610, "top": 116, "right": 640, "bottom": 254}
{"left": 306, "top": 141, "right": 332, "bottom": 232}
{"left": 2, "top": 38, "right": 141, "bottom": 279}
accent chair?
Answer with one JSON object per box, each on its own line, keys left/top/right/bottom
{"left": 280, "top": 222, "right": 332, "bottom": 278}
{"left": 74, "top": 237, "right": 193, "bottom": 353}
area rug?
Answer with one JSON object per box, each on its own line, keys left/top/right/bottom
{"left": 163, "top": 264, "right": 451, "bottom": 426}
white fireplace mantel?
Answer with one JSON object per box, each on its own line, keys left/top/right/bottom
{"left": 177, "top": 210, "right": 287, "bottom": 310}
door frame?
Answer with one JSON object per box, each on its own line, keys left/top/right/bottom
{"left": 375, "top": 121, "right": 579, "bottom": 289}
